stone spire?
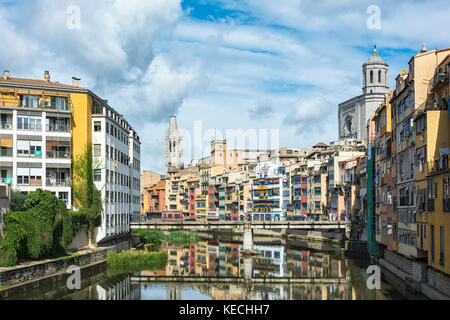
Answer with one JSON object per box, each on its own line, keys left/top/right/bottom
{"left": 164, "top": 116, "right": 183, "bottom": 175}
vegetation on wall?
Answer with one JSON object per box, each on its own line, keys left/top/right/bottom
{"left": 71, "top": 143, "right": 103, "bottom": 243}
{"left": 8, "top": 189, "right": 27, "bottom": 212}
{"left": 0, "top": 190, "right": 92, "bottom": 267}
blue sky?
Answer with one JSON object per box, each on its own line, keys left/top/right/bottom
{"left": 1, "top": 0, "right": 449, "bottom": 173}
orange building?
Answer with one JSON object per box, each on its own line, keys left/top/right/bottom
{"left": 142, "top": 180, "right": 166, "bottom": 219}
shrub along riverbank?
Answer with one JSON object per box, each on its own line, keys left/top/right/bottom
{"left": 106, "top": 250, "right": 168, "bottom": 276}
{"left": 0, "top": 190, "right": 100, "bottom": 267}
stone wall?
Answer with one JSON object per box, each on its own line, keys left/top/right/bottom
{"left": 0, "top": 240, "right": 131, "bottom": 288}
{"left": 426, "top": 267, "right": 450, "bottom": 297}
{"left": 383, "top": 250, "right": 413, "bottom": 274}
{"left": 67, "top": 228, "right": 89, "bottom": 251}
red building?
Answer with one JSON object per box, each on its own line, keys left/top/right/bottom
{"left": 161, "top": 211, "right": 184, "bottom": 222}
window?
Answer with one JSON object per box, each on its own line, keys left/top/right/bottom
{"left": 440, "top": 227, "right": 445, "bottom": 266}
{"left": 94, "top": 121, "right": 101, "bottom": 132}
{"left": 59, "top": 192, "right": 68, "bottom": 204}
{"left": 431, "top": 225, "right": 435, "bottom": 264}
{"left": 370, "top": 70, "right": 374, "bottom": 83}
{"left": 94, "top": 169, "right": 101, "bottom": 182}
{"left": 93, "top": 144, "right": 101, "bottom": 157}
{"left": 20, "top": 95, "right": 40, "bottom": 108}
{"left": 50, "top": 97, "right": 68, "bottom": 110}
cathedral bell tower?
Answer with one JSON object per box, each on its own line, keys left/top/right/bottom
{"left": 362, "top": 45, "right": 389, "bottom": 95}
{"left": 164, "top": 116, "right": 183, "bottom": 175}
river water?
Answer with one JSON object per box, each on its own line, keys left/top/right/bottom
{"left": 2, "top": 236, "right": 406, "bottom": 300}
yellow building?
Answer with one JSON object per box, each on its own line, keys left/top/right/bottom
{"left": 0, "top": 71, "right": 141, "bottom": 243}
{"left": 424, "top": 54, "right": 450, "bottom": 275}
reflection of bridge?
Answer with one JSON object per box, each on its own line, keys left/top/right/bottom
{"left": 130, "top": 276, "right": 349, "bottom": 285}
{"left": 131, "top": 221, "right": 349, "bottom": 232}
{"left": 131, "top": 221, "right": 351, "bottom": 255}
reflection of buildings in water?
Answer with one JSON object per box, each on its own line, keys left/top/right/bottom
{"left": 207, "top": 284, "right": 246, "bottom": 300}
{"left": 207, "top": 242, "right": 220, "bottom": 276}
{"left": 166, "top": 284, "right": 183, "bottom": 300}
{"left": 218, "top": 242, "right": 242, "bottom": 277}
{"left": 250, "top": 284, "right": 287, "bottom": 300}
{"left": 253, "top": 245, "right": 285, "bottom": 278}
{"left": 161, "top": 243, "right": 190, "bottom": 276}
{"left": 196, "top": 241, "right": 209, "bottom": 275}
{"left": 189, "top": 244, "right": 196, "bottom": 274}
{"left": 95, "top": 275, "right": 141, "bottom": 300}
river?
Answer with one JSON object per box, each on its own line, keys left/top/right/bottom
{"left": 2, "top": 235, "right": 406, "bottom": 300}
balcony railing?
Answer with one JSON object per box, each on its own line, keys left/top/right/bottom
{"left": 46, "top": 124, "right": 71, "bottom": 133}
{"left": 0, "top": 149, "right": 13, "bottom": 157}
{"left": 0, "top": 95, "right": 72, "bottom": 112}
{"left": 46, "top": 178, "right": 71, "bottom": 187}
{"left": 432, "top": 71, "right": 449, "bottom": 91}
{"left": 47, "top": 151, "right": 71, "bottom": 159}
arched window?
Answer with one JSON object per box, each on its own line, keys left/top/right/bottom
{"left": 378, "top": 70, "right": 381, "bottom": 83}
{"left": 370, "top": 70, "right": 374, "bottom": 83}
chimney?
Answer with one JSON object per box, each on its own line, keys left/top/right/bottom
{"left": 72, "top": 76, "right": 81, "bottom": 87}
{"left": 44, "top": 71, "right": 50, "bottom": 82}
{"left": 3, "top": 70, "right": 10, "bottom": 80}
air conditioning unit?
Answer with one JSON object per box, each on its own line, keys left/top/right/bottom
{"left": 4, "top": 124, "right": 12, "bottom": 129}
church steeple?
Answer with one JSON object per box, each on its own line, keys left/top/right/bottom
{"left": 362, "top": 45, "right": 389, "bottom": 95}
{"left": 164, "top": 116, "right": 183, "bottom": 174}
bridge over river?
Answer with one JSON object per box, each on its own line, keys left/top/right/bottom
{"left": 131, "top": 221, "right": 350, "bottom": 232}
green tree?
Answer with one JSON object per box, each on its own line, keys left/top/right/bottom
{"left": 72, "top": 143, "right": 103, "bottom": 245}
{"left": 9, "top": 189, "right": 27, "bottom": 212}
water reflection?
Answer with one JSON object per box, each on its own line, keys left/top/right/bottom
{"left": 2, "top": 238, "right": 405, "bottom": 300}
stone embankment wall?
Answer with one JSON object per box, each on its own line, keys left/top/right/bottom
{"left": 376, "top": 249, "right": 450, "bottom": 300}
{"left": 0, "top": 240, "right": 131, "bottom": 289}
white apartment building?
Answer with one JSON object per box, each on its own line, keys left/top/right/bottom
{"left": 1, "top": 76, "right": 73, "bottom": 208}
{"left": 92, "top": 103, "right": 141, "bottom": 243}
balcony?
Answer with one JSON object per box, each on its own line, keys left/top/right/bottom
{"left": 0, "top": 122, "right": 13, "bottom": 130}
{"left": 0, "top": 148, "right": 13, "bottom": 157}
{"left": 0, "top": 94, "right": 72, "bottom": 112}
{"left": 431, "top": 71, "right": 449, "bottom": 92}
{"left": 46, "top": 123, "right": 71, "bottom": 133}
{"left": 17, "top": 176, "right": 42, "bottom": 187}
{"left": 47, "top": 150, "right": 71, "bottom": 159}
{"left": 46, "top": 178, "right": 71, "bottom": 187}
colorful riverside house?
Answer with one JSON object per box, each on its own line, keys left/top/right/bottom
{"left": 195, "top": 183, "right": 207, "bottom": 222}
{"left": 392, "top": 47, "right": 450, "bottom": 261}
{"left": 142, "top": 180, "right": 166, "bottom": 220}
{"left": 186, "top": 177, "right": 199, "bottom": 221}
{"left": 423, "top": 54, "right": 450, "bottom": 275}
{"left": 251, "top": 158, "right": 286, "bottom": 221}
{"left": 373, "top": 91, "right": 394, "bottom": 249}
{"left": 0, "top": 70, "right": 140, "bottom": 244}
{"left": 290, "top": 172, "right": 308, "bottom": 220}
{"left": 367, "top": 143, "right": 380, "bottom": 258}
{"left": 252, "top": 177, "right": 283, "bottom": 221}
